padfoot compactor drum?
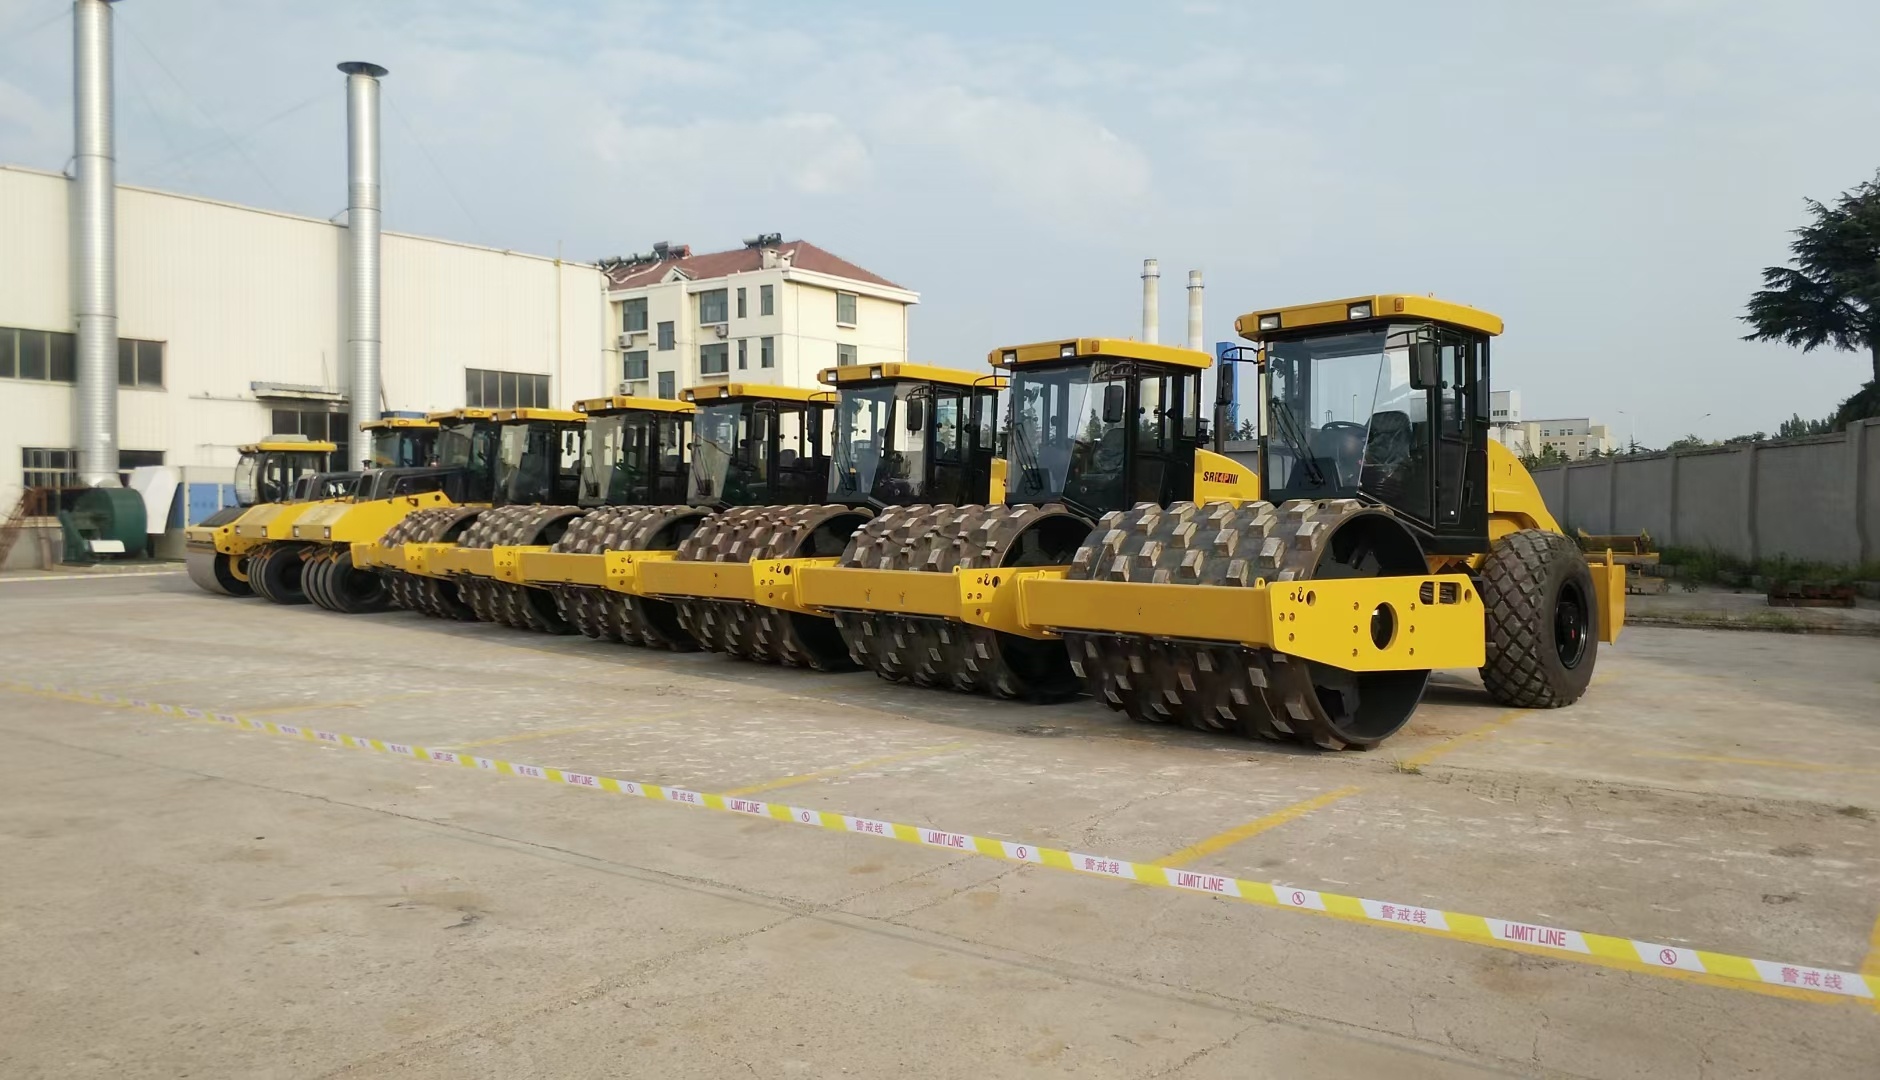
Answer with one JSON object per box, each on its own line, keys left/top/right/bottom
{"left": 517, "top": 384, "right": 844, "bottom": 657}
{"left": 357, "top": 408, "right": 586, "bottom": 623}
{"left": 636, "top": 364, "right": 1002, "bottom": 671}
{"left": 799, "top": 297, "right": 1625, "bottom": 749}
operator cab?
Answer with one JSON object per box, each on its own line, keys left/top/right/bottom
{"left": 489, "top": 408, "right": 585, "bottom": 507}
{"left": 994, "top": 339, "right": 1209, "bottom": 520}
{"left": 360, "top": 417, "right": 439, "bottom": 471}
{"left": 681, "top": 384, "right": 835, "bottom": 509}
{"left": 572, "top": 395, "right": 693, "bottom": 507}
{"left": 820, "top": 362, "right": 1002, "bottom": 509}
{"left": 1235, "top": 295, "right": 1499, "bottom": 556}
{"left": 233, "top": 437, "right": 336, "bottom": 506}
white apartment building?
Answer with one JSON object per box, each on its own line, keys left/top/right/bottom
{"left": 1516, "top": 417, "right": 1613, "bottom": 459}
{"left": 604, "top": 235, "right": 918, "bottom": 398}
{"left": 1488, "top": 389, "right": 1526, "bottom": 452}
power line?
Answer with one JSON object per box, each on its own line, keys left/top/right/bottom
{"left": 385, "top": 93, "right": 485, "bottom": 237}
{"left": 142, "top": 91, "right": 324, "bottom": 178}
{"left": 113, "top": 6, "right": 291, "bottom": 206}
{"left": 0, "top": 1, "right": 66, "bottom": 43}
{"left": 118, "top": 56, "right": 202, "bottom": 190}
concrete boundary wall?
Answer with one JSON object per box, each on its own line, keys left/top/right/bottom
{"left": 1529, "top": 418, "right": 1879, "bottom": 565}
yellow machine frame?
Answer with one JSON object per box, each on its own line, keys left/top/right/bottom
{"left": 793, "top": 317, "right": 1622, "bottom": 671}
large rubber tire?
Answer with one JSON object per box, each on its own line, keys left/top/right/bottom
{"left": 317, "top": 548, "right": 391, "bottom": 614}
{"left": 1479, "top": 529, "right": 1598, "bottom": 708}
{"left": 253, "top": 544, "right": 310, "bottom": 606}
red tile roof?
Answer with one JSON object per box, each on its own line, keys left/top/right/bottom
{"left": 603, "top": 240, "right": 905, "bottom": 292}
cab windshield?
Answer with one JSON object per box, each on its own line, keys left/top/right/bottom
{"left": 690, "top": 403, "right": 743, "bottom": 504}
{"left": 369, "top": 429, "right": 429, "bottom": 469}
{"left": 583, "top": 413, "right": 689, "bottom": 505}
{"left": 830, "top": 384, "right": 929, "bottom": 504}
{"left": 435, "top": 421, "right": 494, "bottom": 471}
{"left": 233, "top": 456, "right": 261, "bottom": 506}
{"left": 1005, "top": 361, "right": 1126, "bottom": 510}
{"left": 494, "top": 422, "right": 580, "bottom": 505}
{"left": 235, "top": 451, "right": 323, "bottom": 505}
{"left": 1263, "top": 326, "right": 1422, "bottom": 506}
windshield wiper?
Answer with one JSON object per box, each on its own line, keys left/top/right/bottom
{"left": 1267, "top": 396, "right": 1325, "bottom": 486}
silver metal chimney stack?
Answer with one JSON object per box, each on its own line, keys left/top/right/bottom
{"left": 73, "top": 0, "right": 120, "bottom": 487}
{"left": 1186, "top": 270, "right": 1204, "bottom": 352}
{"left": 1140, "top": 258, "right": 1159, "bottom": 344}
{"left": 340, "top": 61, "right": 387, "bottom": 464}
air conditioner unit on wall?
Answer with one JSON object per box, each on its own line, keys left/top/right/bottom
{"left": 617, "top": 332, "right": 640, "bottom": 348}
{"left": 713, "top": 324, "right": 730, "bottom": 339}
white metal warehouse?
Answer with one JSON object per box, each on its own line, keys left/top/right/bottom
{"left": 0, "top": 163, "right": 613, "bottom": 512}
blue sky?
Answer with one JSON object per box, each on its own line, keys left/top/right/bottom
{"left": 2, "top": 0, "right": 1876, "bottom": 444}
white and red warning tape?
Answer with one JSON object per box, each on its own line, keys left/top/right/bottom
{"left": 9, "top": 678, "right": 1875, "bottom": 1005}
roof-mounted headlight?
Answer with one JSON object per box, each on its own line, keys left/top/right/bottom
{"left": 1257, "top": 314, "right": 1281, "bottom": 331}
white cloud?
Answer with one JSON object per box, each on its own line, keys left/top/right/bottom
{"left": 595, "top": 111, "right": 872, "bottom": 197}
{"left": 872, "top": 85, "right": 1154, "bottom": 226}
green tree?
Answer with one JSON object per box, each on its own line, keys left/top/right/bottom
{"left": 1665, "top": 434, "right": 1712, "bottom": 451}
{"left": 1742, "top": 169, "right": 1880, "bottom": 426}
{"left": 1776, "top": 412, "right": 1835, "bottom": 439}
{"left": 1519, "top": 444, "right": 1571, "bottom": 470}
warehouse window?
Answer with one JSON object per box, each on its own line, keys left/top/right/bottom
{"left": 698, "top": 289, "right": 728, "bottom": 325}
{"left": 624, "top": 350, "right": 648, "bottom": 381}
{"left": 836, "top": 291, "right": 858, "bottom": 327}
{"left": 836, "top": 343, "right": 857, "bottom": 364}
{"left": 621, "top": 297, "right": 648, "bottom": 333}
{"left": 736, "top": 287, "right": 747, "bottom": 319}
{"left": 117, "top": 339, "right": 165, "bottom": 387}
{"left": 760, "top": 284, "right": 775, "bottom": 317}
{"left": 760, "top": 336, "right": 774, "bottom": 369}
{"left": 272, "top": 408, "right": 350, "bottom": 469}
{"left": 118, "top": 449, "right": 164, "bottom": 485}
{"left": 737, "top": 339, "right": 748, "bottom": 370}
{"left": 657, "top": 321, "right": 674, "bottom": 351}
{"left": 21, "top": 447, "right": 76, "bottom": 489}
{"left": 465, "top": 367, "right": 550, "bottom": 409}
{"left": 700, "top": 342, "right": 729, "bottom": 376}
{"left": 0, "top": 327, "right": 77, "bottom": 383}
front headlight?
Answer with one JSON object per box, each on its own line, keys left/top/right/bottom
{"left": 1347, "top": 302, "right": 1372, "bottom": 320}
{"left": 1257, "top": 314, "right": 1281, "bottom": 331}
{"left": 1059, "top": 343, "right": 1077, "bottom": 357}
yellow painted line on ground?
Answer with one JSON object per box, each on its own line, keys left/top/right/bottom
{"left": 0, "top": 569, "right": 185, "bottom": 584}
{"left": 1630, "top": 750, "right": 1880, "bottom": 776}
{"left": 1397, "top": 708, "right": 1528, "bottom": 770}
{"left": 236, "top": 691, "right": 436, "bottom": 718}
{"left": 722, "top": 741, "right": 973, "bottom": 797}
{"left": 451, "top": 722, "right": 638, "bottom": 749}
{"left": 1866, "top": 914, "right": 1880, "bottom": 1014}
{"left": 1150, "top": 786, "right": 1364, "bottom": 869}
{"left": 6, "top": 677, "right": 1877, "bottom": 1010}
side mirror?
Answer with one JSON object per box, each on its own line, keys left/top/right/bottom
{"left": 1408, "top": 342, "right": 1440, "bottom": 389}
{"left": 904, "top": 398, "right": 925, "bottom": 433}
{"left": 1101, "top": 383, "right": 1127, "bottom": 424}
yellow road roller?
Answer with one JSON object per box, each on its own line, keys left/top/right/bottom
{"left": 349, "top": 407, "right": 585, "bottom": 621}
{"left": 513, "top": 383, "right": 840, "bottom": 653}
{"left": 795, "top": 295, "right": 1623, "bottom": 749}
{"left": 371, "top": 395, "right": 695, "bottom": 634}
{"left": 183, "top": 436, "right": 337, "bottom": 597}
{"left": 635, "top": 363, "right": 1004, "bottom": 670}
